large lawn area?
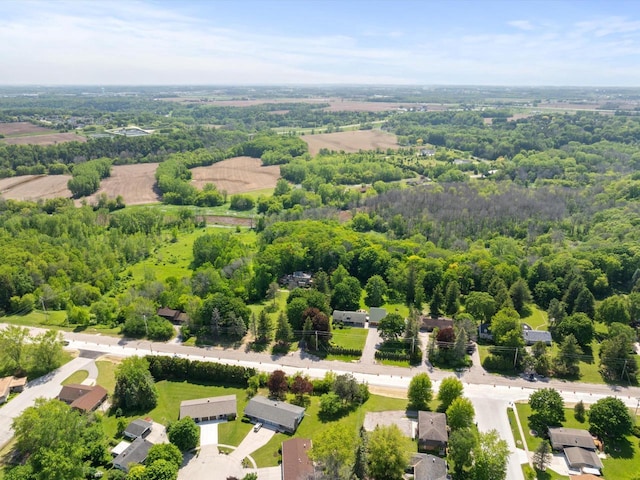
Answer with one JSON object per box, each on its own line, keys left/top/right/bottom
{"left": 512, "top": 402, "right": 640, "bottom": 480}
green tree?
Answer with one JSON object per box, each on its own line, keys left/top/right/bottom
{"left": 599, "top": 334, "right": 638, "bottom": 382}
{"left": 112, "top": 356, "right": 158, "bottom": 412}
{"left": 167, "top": 417, "right": 200, "bottom": 451}
{"left": 352, "top": 427, "right": 368, "bottom": 480}
{"left": 366, "top": 425, "right": 410, "bottom": 480}
{"left": 437, "top": 377, "right": 463, "bottom": 412}
{"left": 509, "top": 278, "right": 531, "bottom": 316}
{"left": 319, "top": 392, "right": 343, "bottom": 418}
{"left": 446, "top": 397, "right": 475, "bottom": 432}
{"left": 332, "top": 277, "right": 362, "bottom": 311}
{"left": 408, "top": 373, "right": 433, "bottom": 411}
{"left": 528, "top": 388, "right": 565, "bottom": 433}
{"left": 449, "top": 427, "right": 477, "bottom": 478}
{"left": 444, "top": 280, "right": 461, "bottom": 316}
{"left": 146, "top": 443, "right": 183, "bottom": 469}
{"left": 547, "top": 298, "right": 566, "bottom": 325}
{"left": 31, "top": 329, "right": 65, "bottom": 374}
{"left": 309, "top": 422, "right": 355, "bottom": 479}
{"left": 378, "top": 313, "right": 405, "bottom": 341}
{"left": 574, "top": 400, "right": 586, "bottom": 423}
{"left": 145, "top": 458, "right": 179, "bottom": 480}
{"left": 532, "top": 441, "right": 551, "bottom": 472}
{"left": 553, "top": 334, "right": 582, "bottom": 377}
{"left": 275, "top": 311, "right": 293, "bottom": 346}
{"left": 588, "top": 396, "right": 633, "bottom": 440}
{"left": 470, "top": 430, "right": 510, "bottom": 480}
{"left": 227, "top": 312, "right": 247, "bottom": 340}
{"left": 256, "top": 309, "right": 273, "bottom": 343}
{"left": 0, "top": 325, "right": 29, "bottom": 372}
{"left": 553, "top": 313, "right": 594, "bottom": 348}
{"left": 365, "top": 275, "right": 387, "bottom": 308}
{"left": 464, "top": 291, "right": 496, "bottom": 323}
{"left": 429, "top": 285, "right": 444, "bottom": 316}
{"left": 596, "top": 295, "right": 631, "bottom": 325}
{"left": 573, "top": 287, "right": 595, "bottom": 318}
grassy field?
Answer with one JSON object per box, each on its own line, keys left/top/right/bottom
{"left": 523, "top": 307, "right": 548, "bottom": 330}
{"left": 62, "top": 369, "right": 89, "bottom": 385}
{"left": 513, "top": 402, "right": 640, "bottom": 480}
{"left": 0, "top": 310, "right": 121, "bottom": 336}
{"left": 96, "top": 359, "right": 119, "bottom": 394}
{"left": 141, "top": 203, "right": 258, "bottom": 218}
{"left": 522, "top": 464, "right": 569, "bottom": 480}
{"left": 251, "top": 392, "right": 411, "bottom": 467}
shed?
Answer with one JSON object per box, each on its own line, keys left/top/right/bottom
{"left": 244, "top": 396, "right": 305, "bottom": 433}
{"left": 179, "top": 395, "right": 237, "bottom": 422}
{"left": 281, "top": 438, "right": 314, "bottom": 480}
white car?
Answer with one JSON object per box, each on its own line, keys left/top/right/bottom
{"left": 253, "top": 423, "right": 262, "bottom": 432}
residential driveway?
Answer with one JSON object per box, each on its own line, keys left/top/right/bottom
{"left": 146, "top": 421, "right": 169, "bottom": 444}
{"left": 199, "top": 420, "right": 221, "bottom": 446}
{"left": 229, "top": 427, "right": 276, "bottom": 463}
{"left": 361, "top": 327, "right": 383, "bottom": 365}
{"left": 80, "top": 359, "right": 99, "bottom": 386}
{"left": 257, "top": 466, "right": 281, "bottom": 480}
{"left": 179, "top": 445, "right": 245, "bottom": 480}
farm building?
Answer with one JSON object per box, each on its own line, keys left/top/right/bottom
{"left": 179, "top": 395, "right": 237, "bottom": 422}
{"left": 368, "top": 307, "right": 387, "bottom": 326}
{"left": 417, "top": 412, "right": 448, "bottom": 454}
{"left": 332, "top": 309, "right": 368, "bottom": 327}
{"left": 57, "top": 384, "right": 107, "bottom": 413}
{"left": 244, "top": 396, "right": 306, "bottom": 433}
{"left": 281, "top": 438, "right": 314, "bottom": 480}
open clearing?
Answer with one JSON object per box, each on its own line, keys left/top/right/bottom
{"left": 0, "top": 122, "right": 52, "bottom": 136}
{"left": 80, "top": 163, "right": 161, "bottom": 206}
{"left": 190, "top": 156, "right": 280, "bottom": 194}
{"left": 3, "top": 132, "right": 87, "bottom": 146}
{"left": 303, "top": 129, "right": 399, "bottom": 155}
{"left": 0, "top": 174, "right": 72, "bottom": 201}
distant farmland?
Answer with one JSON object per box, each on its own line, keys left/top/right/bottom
{"left": 0, "top": 174, "right": 72, "bottom": 201}
{"left": 190, "top": 156, "right": 280, "bottom": 194}
{"left": 80, "top": 163, "right": 161, "bottom": 206}
{"left": 302, "top": 129, "right": 399, "bottom": 156}
{"left": 0, "top": 122, "right": 86, "bottom": 146}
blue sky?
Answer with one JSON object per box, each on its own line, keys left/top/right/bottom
{"left": 2, "top": 0, "right": 640, "bottom": 86}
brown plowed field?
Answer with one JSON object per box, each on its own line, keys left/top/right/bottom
{"left": 80, "top": 163, "right": 161, "bottom": 206}
{"left": 0, "top": 122, "right": 52, "bottom": 136}
{"left": 190, "top": 156, "right": 280, "bottom": 194}
{"left": 303, "top": 129, "right": 399, "bottom": 156}
{"left": 3, "top": 133, "right": 87, "bottom": 146}
{"left": 0, "top": 174, "right": 72, "bottom": 201}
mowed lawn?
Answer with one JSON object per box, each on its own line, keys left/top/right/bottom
{"left": 513, "top": 402, "right": 640, "bottom": 480}
{"left": 251, "top": 392, "right": 411, "bottom": 467}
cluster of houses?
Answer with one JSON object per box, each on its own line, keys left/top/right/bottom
{"left": 0, "top": 376, "right": 26, "bottom": 404}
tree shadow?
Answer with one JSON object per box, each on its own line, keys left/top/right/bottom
{"left": 605, "top": 437, "right": 634, "bottom": 459}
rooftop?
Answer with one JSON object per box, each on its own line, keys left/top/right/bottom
{"left": 281, "top": 438, "right": 314, "bottom": 480}
{"left": 179, "top": 395, "right": 237, "bottom": 420}
{"left": 418, "top": 411, "right": 448, "bottom": 444}
{"left": 244, "top": 396, "right": 305, "bottom": 432}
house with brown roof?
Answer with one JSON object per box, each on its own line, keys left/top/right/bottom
{"left": 420, "top": 316, "right": 454, "bottom": 332}
{"left": 281, "top": 438, "right": 314, "bottom": 480}
{"left": 57, "top": 384, "right": 107, "bottom": 413}
{"left": 418, "top": 411, "right": 448, "bottom": 453}
{"left": 157, "top": 307, "right": 189, "bottom": 324}
{"left": 179, "top": 395, "right": 237, "bottom": 422}
{"left": 0, "top": 376, "right": 27, "bottom": 404}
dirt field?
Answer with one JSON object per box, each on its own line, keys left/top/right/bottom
{"left": 0, "top": 122, "right": 52, "bottom": 136}
{"left": 303, "top": 129, "right": 399, "bottom": 156}
{"left": 3, "top": 133, "right": 87, "bottom": 146}
{"left": 80, "top": 163, "right": 161, "bottom": 206}
{"left": 190, "top": 156, "right": 280, "bottom": 194}
{"left": 0, "top": 174, "right": 72, "bottom": 201}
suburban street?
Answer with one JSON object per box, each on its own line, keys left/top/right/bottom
{"left": 4, "top": 324, "right": 640, "bottom": 480}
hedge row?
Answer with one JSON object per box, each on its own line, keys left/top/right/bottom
{"left": 375, "top": 348, "right": 423, "bottom": 365}
{"left": 146, "top": 355, "right": 257, "bottom": 387}
{"left": 325, "top": 346, "right": 362, "bottom": 357}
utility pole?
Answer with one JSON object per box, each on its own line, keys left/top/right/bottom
{"left": 513, "top": 347, "right": 519, "bottom": 368}
{"left": 315, "top": 330, "right": 318, "bottom": 351}
{"left": 143, "top": 314, "right": 148, "bottom": 337}
{"left": 40, "top": 297, "right": 49, "bottom": 323}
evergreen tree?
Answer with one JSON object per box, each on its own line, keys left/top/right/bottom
{"left": 509, "top": 278, "right": 531, "bottom": 316}
{"left": 444, "top": 280, "right": 461, "bottom": 315}
{"left": 532, "top": 441, "right": 550, "bottom": 471}
{"left": 430, "top": 285, "right": 444, "bottom": 316}
{"left": 275, "top": 311, "right": 293, "bottom": 345}
{"left": 547, "top": 298, "right": 566, "bottom": 326}
{"left": 227, "top": 312, "right": 247, "bottom": 340}
{"left": 257, "top": 309, "right": 273, "bottom": 343}
{"left": 553, "top": 334, "right": 581, "bottom": 377}
{"left": 573, "top": 287, "right": 595, "bottom": 318}
{"left": 210, "top": 307, "right": 221, "bottom": 339}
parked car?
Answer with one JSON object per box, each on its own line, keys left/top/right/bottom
{"left": 253, "top": 423, "right": 262, "bottom": 432}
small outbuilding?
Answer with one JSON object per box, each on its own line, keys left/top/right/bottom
{"left": 0, "top": 376, "right": 27, "bottom": 404}
{"left": 244, "top": 396, "right": 305, "bottom": 433}
{"left": 179, "top": 395, "right": 237, "bottom": 422}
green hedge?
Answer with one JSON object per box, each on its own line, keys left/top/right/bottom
{"left": 146, "top": 355, "right": 256, "bottom": 387}
{"left": 325, "top": 346, "right": 362, "bottom": 357}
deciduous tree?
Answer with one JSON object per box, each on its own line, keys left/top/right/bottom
{"left": 366, "top": 425, "right": 409, "bottom": 480}
{"left": 437, "top": 377, "right": 463, "bottom": 412}
{"left": 167, "top": 417, "right": 199, "bottom": 452}
{"left": 267, "top": 370, "right": 288, "bottom": 400}
{"left": 112, "top": 356, "right": 158, "bottom": 412}
{"left": 408, "top": 373, "right": 432, "bottom": 411}
{"left": 588, "top": 397, "right": 633, "bottom": 440}
{"left": 446, "top": 397, "right": 475, "bottom": 431}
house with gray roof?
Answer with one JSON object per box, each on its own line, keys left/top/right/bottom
{"left": 548, "top": 428, "right": 596, "bottom": 451}
{"left": 332, "top": 310, "right": 368, "bottom": 327}
{"left": 523, "top": 329, "right": 552, "bottom": 346}
{"left": 244, "top": 396, "right": 305, "bottom": 433}
{"left": 409, "top": 453, "right": 448, "bottom": 480}
{"left": 124, "top": 419, "right": 153, "bottom": 440}
{"left": 179, "top": 395, "right": 237, "bottom": 422}
{"left": 418, "top": 411, "right": 448, "bottom": 454}
{"left": 368, "top": 307, "right": 387, "bottom": 326}
{"left": 564, "top": 446, "right": 603, "bottom": 473}
{"left": 113, "top": 437, "right": 153, "bottom": 472}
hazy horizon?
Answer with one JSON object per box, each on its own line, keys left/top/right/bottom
{"left": 2, "top": 0, "right": 640, "bottom": 87}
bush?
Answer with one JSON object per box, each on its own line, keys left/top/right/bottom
{"left": 230, "top": 195, "right": 255, "bottom": 211}
{"left": 146, "top": 355, "right": 256, "bottom": 387}
{"left": 325, "top": 346, "right": 362, "bottom": 357}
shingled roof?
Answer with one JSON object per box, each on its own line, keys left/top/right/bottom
{"left": 418, "top": 411, "right": 448, "bottom": 444}
{"left": 244, "top": 396, "right": 305, "bottom": 432}
{"left": 549, "top": 428, "right": 596, "bottom": 451}
{"left": 57, "top": 384, "right": 107, "bottom": 412}
{"left": 179, "top": 395, "right": 237, "bottom": 420}
{"left": 282, "top": 438, "right": 314, "bottom": 480}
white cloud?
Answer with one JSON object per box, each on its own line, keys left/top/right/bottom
{"left": 508, "top": 20, "right": 535, "bottom": 31}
